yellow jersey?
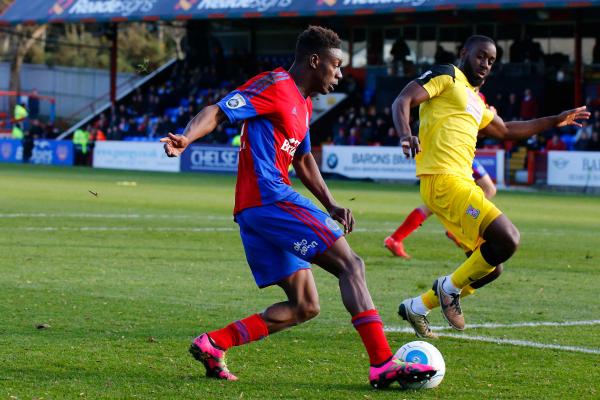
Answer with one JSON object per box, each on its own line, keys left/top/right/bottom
{"left": 414, "top": 64, "right": 494, "bottom": 179}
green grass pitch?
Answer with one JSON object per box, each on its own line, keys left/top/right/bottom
{"left": 1, "top": 164, "right": 598, "bottom": 399}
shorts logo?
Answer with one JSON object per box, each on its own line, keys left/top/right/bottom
{"left": 466, "top": 204, "right": 480, "bottom": 219}
{"left": 294, "top": 239, "right": 318, "bottom": 256}
{"left": 226, "top": 93, "right": 246, "bottom": 109}
{"left": 325, "top": 217, "right": 340, "bottom": 232}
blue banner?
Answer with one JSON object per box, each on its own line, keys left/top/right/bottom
{"left": 1, "top": 0, "right": 598, "bottom": 24}
{"left": 0, "top": 139, "right": 74, "bottom": 166}
{"left": 180, "top": 144, "right": 239, "bottom": 173}
{"left": 474, "top": 150, "right": 500, "bottom": 182}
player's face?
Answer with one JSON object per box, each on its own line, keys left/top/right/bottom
{"left": 462, "top": 42, "right": 496, "bottom": 87}
{"left": 317, "top": 48, "right": 343, "bottom": 95}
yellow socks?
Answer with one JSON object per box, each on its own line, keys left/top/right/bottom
{"left": 450, "top": 247, "right": 495, "bottom": 289}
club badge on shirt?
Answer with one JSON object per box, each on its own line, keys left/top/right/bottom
{"left": 226, "top": 93, "right": 246, "bottom": 109}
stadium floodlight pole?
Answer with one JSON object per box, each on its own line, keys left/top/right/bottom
{"left": 109, "top": 23, "right": 118, "bottom": 106}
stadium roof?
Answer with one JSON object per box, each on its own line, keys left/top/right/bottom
{"left": 1, "top": 0, "right": 599, "bottom": 25}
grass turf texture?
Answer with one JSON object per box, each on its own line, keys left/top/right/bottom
{"left": 1, "top": 164, "right": 598, "bottom": 399}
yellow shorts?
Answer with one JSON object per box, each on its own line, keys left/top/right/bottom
{"left": 420, "top": 174, "right": 502, "bottom": 251}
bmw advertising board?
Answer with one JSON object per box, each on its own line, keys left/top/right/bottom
{"left": 321, "top": 145, "right": 417, "bottom": 180}
{"left": 548, "top": 151, "right": 600, "bottom": 187}
{"left": 181, "top": 145, "right": 239, "bottom": 173}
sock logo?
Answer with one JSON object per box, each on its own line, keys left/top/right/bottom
{"left": 466, "top": 204, "right": 480, "bottom": 219}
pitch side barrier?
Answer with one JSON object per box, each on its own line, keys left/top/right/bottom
{"left": 321, "top": 145, "right": 506, "bottom": 187}
{"left": 92, "top": 141, "right": 238, "bottom": 173}
{"left": 547, "top": 151, "right": 600, "bottom": 188}
{"left": 0, "top": 138, "right": 74, "bottom": 166}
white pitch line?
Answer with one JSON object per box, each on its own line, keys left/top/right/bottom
{"left": 433, "top": 332, "right": 600, "bottom": 355}
{"left": 386, "top": 319, "right": 600, "bottom": 333}
{"left": 386, "top": 320, "right": 600, "bottom": 355}
{"left": 0, "top": 213, "right": 231, "bottom": 220}
{"left": 0, "top": 227, "right": 236, "bottom": 232}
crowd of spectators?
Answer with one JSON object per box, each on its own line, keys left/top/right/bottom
{"left": 329, "top": 104, "right": 411, "bottom": 147}
{"left": 486, "top": 90, "right": 600, "bottom": 152}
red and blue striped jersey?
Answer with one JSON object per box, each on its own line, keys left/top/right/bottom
{"left": 217, "top": 67, "right": 313, "bottom": 214}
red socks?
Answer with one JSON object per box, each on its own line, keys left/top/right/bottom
{"left": 208, "top": 314, "right": 269, "bottom": 350}
{"left": 351, "top": 309, "right": 393, "bottom": 366}
{"left": 391, "top": 207, "right": 428, "bottom": 241}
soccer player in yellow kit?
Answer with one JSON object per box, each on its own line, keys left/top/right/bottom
{"left": 393, "top": 35, "right": 590, "bottom": 338}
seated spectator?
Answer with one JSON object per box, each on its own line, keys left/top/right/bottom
{"left": 348, "top": 127, "right": 361, "bottom": 146}
{"left": 588, "top": 131, "right": 600, "bottom": 151}
{"left": 505, "top": 92, "right": 520, "bottom": 121}
{"left": 526, "top": 133, "right": 545, "bottom": 151}
{"left": 574, "top": 131, "right": 591, "bottom": 151}
{"left": 545, "top": 133, "right": 567, "bottom": 151}
{"left": 520, "top": 88, "right": 538, "bottom": 120}
{"left": 333, "top": 128, "right": 347, "bottom": 145}
{"left": 382, "top": 127, "right": 399, "bottom": 147}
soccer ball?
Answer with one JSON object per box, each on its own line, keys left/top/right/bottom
{"left": 395, "top": 341, "right": 445, "bottom": 389}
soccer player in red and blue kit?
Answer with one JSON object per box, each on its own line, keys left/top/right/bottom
{"left": 161, "top": 26, "right": 435, "bottom": 389}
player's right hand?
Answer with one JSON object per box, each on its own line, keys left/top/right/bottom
{"left": 400, "top": 135, "right": 421, "bottom": 159}
{"left": 160, "top": 133, "right": 189, "bottom": 157}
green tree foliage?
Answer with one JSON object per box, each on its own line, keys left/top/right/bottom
{"left": 42, "top": 23, "right": 172, "bottom": 73}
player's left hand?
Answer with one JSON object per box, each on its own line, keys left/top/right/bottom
{"left": 329, "top": 206, "right": 355, "bottom": 235}
{"left": 160, "top": 132, "right": 189, "bottom": 157}
{"left": 556, "top": 106, "right": 591, "bottom": 128}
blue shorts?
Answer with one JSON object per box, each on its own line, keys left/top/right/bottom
{"left": 472, "top": 159, "right": 488, "bottom": 181}
{"left": 236, "top": 192, "right": 344, "bottom": 288}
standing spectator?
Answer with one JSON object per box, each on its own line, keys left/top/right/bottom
{"left": 520, "top": 89, "right": 538, "bottom": 120}
{"left": 545, "top": 133, "right": 567, "bottom": 151}
{"left": 28, "top": 89, "right": 40, "bottom": 119}
{"left": 73, "top": 126, "right": 91, "bottom": 165}
{"left": 390, "top": 36, "right": 410, "bottom": 75}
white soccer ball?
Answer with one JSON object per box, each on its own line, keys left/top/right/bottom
{"left": 395, "top": 340, "right": 445, "bottom": 389}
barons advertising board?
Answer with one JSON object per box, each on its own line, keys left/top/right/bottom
{"left": 0, "top": 139, "right": 74, "bottom": 165}
{"left": 321, "top": 145, "right": 417, "bottom": 181}
{"left": 548, "top": 151, "right": 600, "bottom": 187}
{"left": 180, "top": 144, "right": 239, "bottom": 173}
{"left": 321, "top": 145, "right": 505, "bottom": 184}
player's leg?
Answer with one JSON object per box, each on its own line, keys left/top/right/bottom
{"left": 312, "top": 237, "right": 436, "bottom": 388}
{"left": 434, "top": 212, "right": 516, "bottom": 331}
{"left": 475, "top": 173, "right": 497, "bottom": 200}
{"left": 384, "top": 205, "right": 432, "bottom": 258}
{"left": 445, "top": 172, "right": 496, "bottom": 248}
{"left": 400, "top": 175, "right": 503, "bottom": 333}
{"left": 190, "top": 204, "right": 330, "bottom": 381}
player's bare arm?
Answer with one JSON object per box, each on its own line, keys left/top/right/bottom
{"left": 392, "top": 81, "right": 429, "bottom": 158}
{"left": 480, "top": 106, "right": 590, "bottom": 140}
{"left": 292, "top": 151, "right": 354, "bottom": 234}
{"left": 160, "top": 105, "right": 226, "bottom": 157}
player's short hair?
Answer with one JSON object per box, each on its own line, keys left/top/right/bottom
{"left": 295, "top": 26, "right": 341, "bottom": 59}
{"left": 463, "top": 35, "right": 496, "bottom": 50}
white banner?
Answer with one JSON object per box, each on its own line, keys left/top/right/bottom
{"left": 547, "top": 151, "right": 600, "bottom": 187}
{"left": 321, "top": 145, "right": 417, "bottom": 180}
{"left": 93, "top": 141, "right": 180, "bottom": 173}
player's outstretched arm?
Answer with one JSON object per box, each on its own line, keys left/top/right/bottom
{"left": 392, "top": 81, "right": 430, "bottom": 158}
{"left": 293, "top": 152, "right": 354, "bottom": 234}
{"left": 480, "top": 106, "right": 590, "bottom": 141}
{"left": 160, "top": 105, "right": 226, "bottom": 157}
